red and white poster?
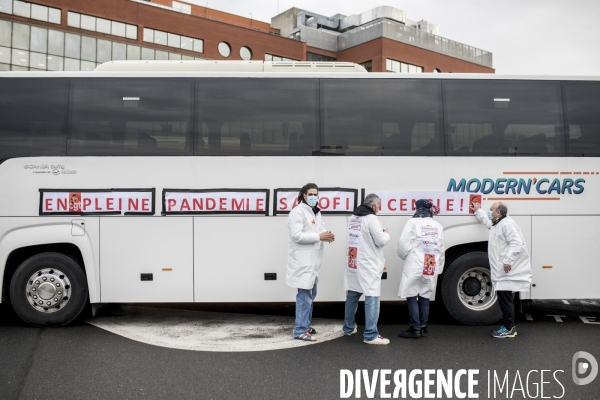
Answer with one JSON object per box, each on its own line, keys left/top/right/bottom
{"left": 468, "top": 194, "right": 482, "bottom": 215}
{"left": 163, "top": 189, "right": 269, "bottom": 215}
{"left": 422, "top": 254, "right": 436, "bottom": 276}
{"left": 40, "top": 190, "right": 154, "bottom": 215}
{"left": 347, "top": 247, "right": 358, "bottom": 269}
{"left": 363, "top": 190, "right": 474, "bottom": 215}
{"left": 274, "top": 188, "right": 357, "bottom": 215}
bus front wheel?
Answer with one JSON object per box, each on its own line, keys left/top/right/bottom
{"left": 9, "top": 252, "right": 88, "bottom": 327}
{"left": 441, "top": 252, "right": 502, "bottom": 325}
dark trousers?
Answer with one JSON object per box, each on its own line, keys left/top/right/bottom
{"left": 407, "top": 295, "right": 430, "bottom": 330}
{"left": 497, "top": 290, "right": 515, "bottom": 329}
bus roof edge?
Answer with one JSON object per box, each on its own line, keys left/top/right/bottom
{"left": 94, "top": 60, "right": 368, "bottom": 73}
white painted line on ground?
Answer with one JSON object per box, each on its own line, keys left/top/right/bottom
{"left": 548, "top": 314, "right": 566, "bottom": 322}
{"left": 85, "top": 306, "right": 345, "bottom": 352}
{"left": 526, "top": 314, "right": 533, "bottom": 321}
{"left": 562, "top": 300, "right": 570, "bottom": 305}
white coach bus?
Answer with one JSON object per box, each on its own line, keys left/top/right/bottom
{"left": 0, "top": 61, "right": 598, "bottom": 327}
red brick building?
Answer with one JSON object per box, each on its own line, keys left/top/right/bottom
{"left": 0, "top": 0, "right": 494, "bottom": 73}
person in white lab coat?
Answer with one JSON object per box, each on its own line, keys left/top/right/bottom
{"left": 286, "top": 183, "right": 335, "bottom": 341}
{"left": 471, "top": 201, "right": 532, "bottom": 338}
{"left": 343, "top": 194, "right": 391, "bottom": 345}
{"left": 397, "top": 199, "right": 444, "bottom": 339}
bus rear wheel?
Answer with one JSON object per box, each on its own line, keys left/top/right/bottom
{"left": 441, "top": 252, "right": 502, "bottom": 325}
{"left": 9, "top": 252, "right": 88, "bottom": 327}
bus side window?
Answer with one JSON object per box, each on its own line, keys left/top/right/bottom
{"left": 321, "top": 79, "right": 443, "bottom": 156}
{"left": 444, "top": 80, "right": 564, "bottom": 156}
{"left": 563, "top": 81, "right": 600, "bottom": 157}
{"left": 68, "top": 78, "right": 194, "bottom": 156}
{"left": 195, "top": 78, "right": 319, "bottom": 156}
{"left": 0, "top": 78, "right": 68, "bottom": 160}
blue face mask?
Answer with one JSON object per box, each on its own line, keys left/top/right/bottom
{"left": 306, "top": 195, "right": 318, "bottom": 207}
{"left": 487, "top": 211, "right": 494, "bottom": 220}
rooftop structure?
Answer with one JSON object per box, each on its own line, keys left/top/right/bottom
{"left": 0, "top": 0, "right": 493, "bottom": 73}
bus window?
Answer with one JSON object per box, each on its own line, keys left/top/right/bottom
{"left": 195, "top": 79, "right": 319, "bottom": 155}
{"left": 320, "top": 79, "right": 443, "bottom": 156}
{"left": 67, "top": 78, "right": 194, "bottom": 156}
{"left": 562, "top": 81, "right": 600, "bottom": 157}
{"left": 0, "top": 78, "right": 68, "bottom": 161}
{"left": 444, "top": 80, "right": 565, "bottom": 156}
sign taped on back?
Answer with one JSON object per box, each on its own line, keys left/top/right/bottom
{"left": 422, "top": 254, "right": 436, "bottom": 276}
{"left": 347, "top": 247, "right": 358, "bottom": 269}
{"left": 420, "top": 225, "right": 439, "bottom": 237}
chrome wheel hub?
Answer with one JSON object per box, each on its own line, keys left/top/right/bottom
{"left": 26, "top": 268, "right": 72, "bottom": 313}
{"left": 457, "top": 267, "right": 496, "bottom": 311}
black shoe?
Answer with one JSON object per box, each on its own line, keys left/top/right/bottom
{"left": 420, "top": 327, "right": 428, "bottom": 337}
{"left": 398, "top": 326, "right": 422, "bottom": 339}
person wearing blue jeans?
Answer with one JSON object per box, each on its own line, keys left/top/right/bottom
{"left": 286, "top": 183, "right": 335, "bottom": 342}
{"left": 293, "top": 284, "right": 317, "bottom": 338}
{"left": 406, "top": 295, "right": 430, "bottom": 335}
{"left": 343, "top": 290, "right": 381, "bottom": 342}
{"left": 397, "top": 199, "right": 444, "bottom": 339}
{"left": 343, "top": 194, "right": 390, "bottom": 345}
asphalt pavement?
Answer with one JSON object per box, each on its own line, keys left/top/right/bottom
{"left": 1, "top": 299, "right": 599, "bottom": 400}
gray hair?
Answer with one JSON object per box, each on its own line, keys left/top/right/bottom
{"left": 497, "top": 202, "right": 508, "bottom": 217}
{"left": 363, "top": 193, "right": 381, "bottom": 207}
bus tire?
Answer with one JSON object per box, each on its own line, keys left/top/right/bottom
{"left": 9, "top": 252, "right": 88, "bottom": 327}
{"left": 441, "top": 252, "right": 502, "bottom": 326}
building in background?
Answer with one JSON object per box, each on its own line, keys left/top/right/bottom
{"left": 0, "top": 0, "right": 493, "bottom": 73}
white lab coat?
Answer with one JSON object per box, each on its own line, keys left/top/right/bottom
{"left": 397, "top": 217, "right": 445, "bottom": 299}
{"left": 474, "top": 209, "right": 532, "bottom": 292}
{"left": 286, "top": 202, "right": 326, "bottom": 290}
{"left": 344, "top": 214, "right": 390, "bottom": 296}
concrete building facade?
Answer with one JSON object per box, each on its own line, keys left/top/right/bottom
{"left": 0, "top": 0, "right": 493, "bottom": 73}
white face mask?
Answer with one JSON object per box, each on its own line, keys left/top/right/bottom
{"left": 487, "top": 210, "right": 494, "bottom": 220}
{"left": 306, "top": 195, "right": 318, "bottom": 207}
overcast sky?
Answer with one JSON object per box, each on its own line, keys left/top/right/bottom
{"left": 187, "top": 0, "right": 600, "bottom": 75}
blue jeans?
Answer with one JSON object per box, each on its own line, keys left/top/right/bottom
{"left": 293, "top": 284, "right": 317, "bottom": 337}
{"left": 343, "top": 290, "right": 381, "bottom": 341}
{"left": 407, "top": 295, "right": 430, "bottom": 330}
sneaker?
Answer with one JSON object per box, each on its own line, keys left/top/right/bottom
{"left": 491, "top": 326, "right": 517, "bottom": 338}
{"left": 294, "top": 332, "right": 316, "bottom": 342}
{"left": 398, "top": 326, "right": 422, "bottom": 339}
{"left": 343, "top": 325, "right": 358, "bottom": 336}
{"left": 307, "top": 326, "right": 318, "bottom": 335}
{"left": 420, "top": 327, "right": 429, "bottom": 337}
{"left": 364, "top": 335, "right": 390, "bottom": 345}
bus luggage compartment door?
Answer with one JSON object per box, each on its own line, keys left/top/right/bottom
{"left": 100, "top": 217, "right": 193, "bottom": 302}
{"left": 531, "top": 216, "right": 600, "bottom": 299}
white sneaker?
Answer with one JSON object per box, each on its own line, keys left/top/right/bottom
{"left": 364, "top": 335, "right": 390, "bottom": 345}
{"left": 344, "top": 326, "right": 358, "bottom": 336}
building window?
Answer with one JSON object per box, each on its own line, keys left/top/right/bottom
{"left": 143, "top": 27, "right": 203, "bottom": 53}
{"left": 386, "top": 58, "right": 423, "bottom": 73}
{"left": 0, "top": 0, "right": 60, "bottom": 23}
{"left": 239, "top": 46, "right": 252, "bottom": 60}
{"left": 265, "top": 53, "right": 296, "bottom": 62}
{"left": 218, "top": 42, "right": 231, "bottom": 58}
{"left": 359, "top": 60, "right": 372, "bottom": 72}
{"left": 68, "top": 12, "right": 137, "bottom": 40}
{"left": 306, "top": 52, "right": 336, "bottom": 62}
{"left": 0, "top": 19, "right": 208, "bottom": 71}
